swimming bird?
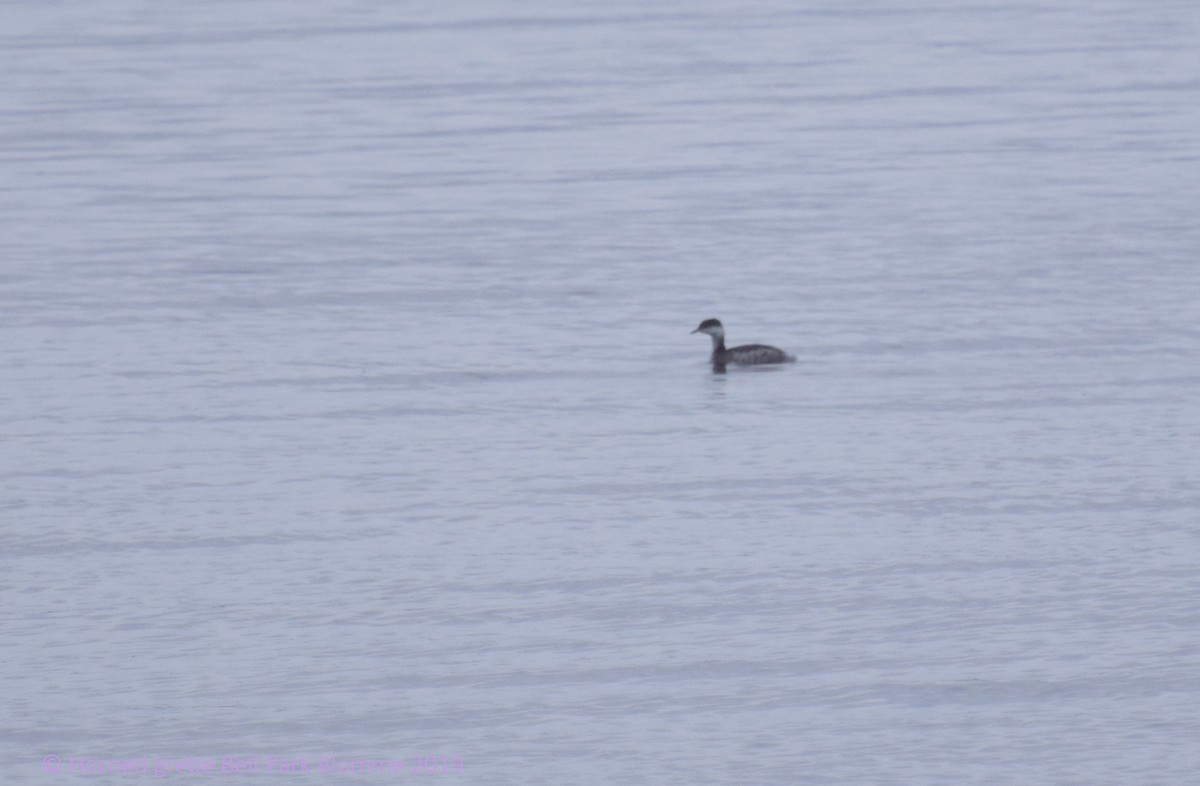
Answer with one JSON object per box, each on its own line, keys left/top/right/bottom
{"left": 691, "top": 318, "right": 794, "bottom": 372}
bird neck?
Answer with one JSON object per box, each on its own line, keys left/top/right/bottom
{"left": 710, "top": 333, "right": 726, "bottom": 360}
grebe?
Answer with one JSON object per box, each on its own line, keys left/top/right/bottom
{"left": 691, "top": 318, "right": 794, "bottom": 371}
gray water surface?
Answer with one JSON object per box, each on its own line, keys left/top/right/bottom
{"left": 3, "top": 2, "right": 1199, "bottom": 784}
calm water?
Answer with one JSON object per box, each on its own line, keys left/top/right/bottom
{"left": 3, "top": 1, "right": 1199, "bottom": 784}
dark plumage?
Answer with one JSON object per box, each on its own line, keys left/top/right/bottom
{"left": 691, "top": 318, "right": 794, "bottom": 371}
